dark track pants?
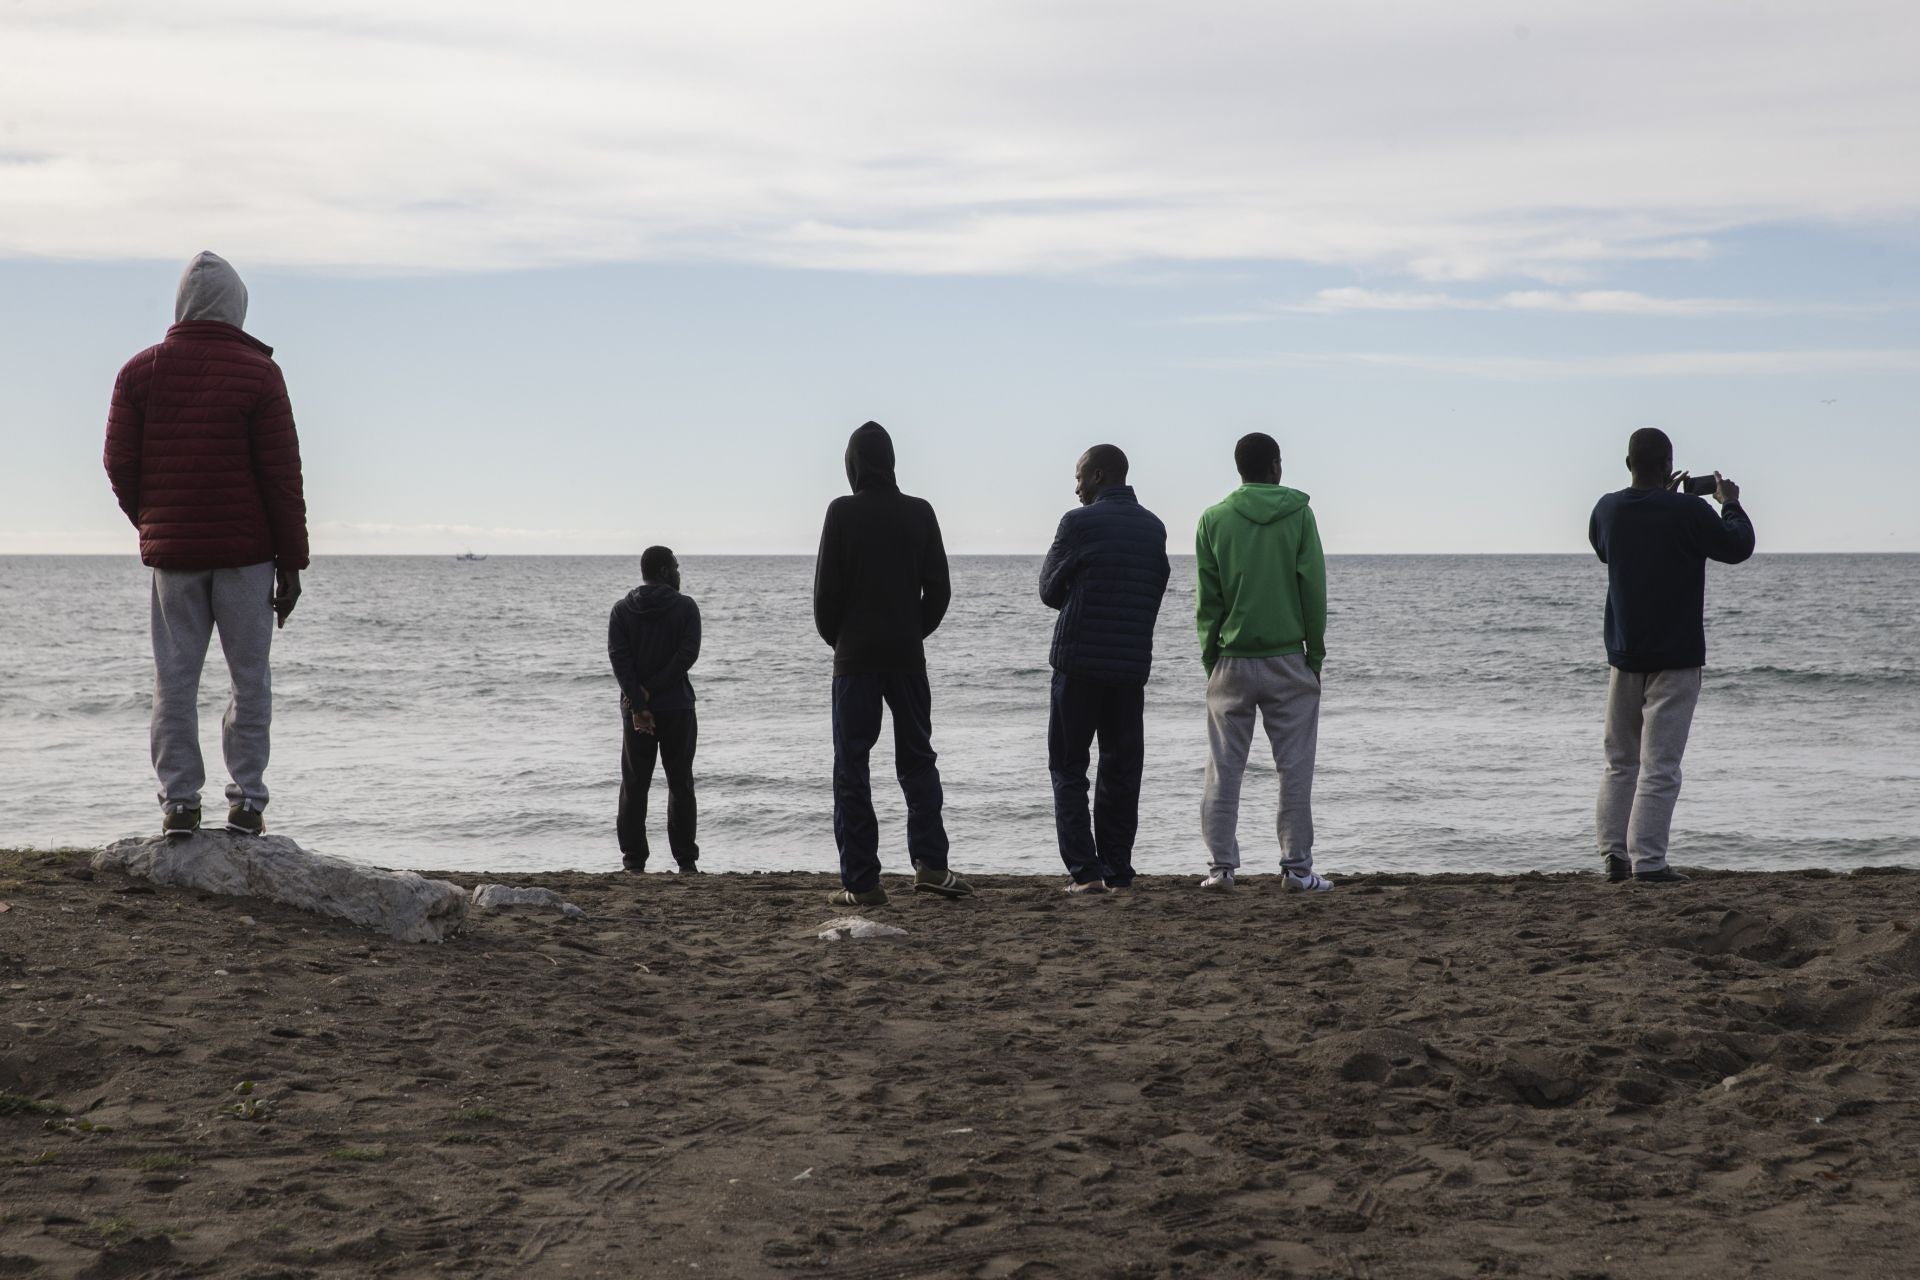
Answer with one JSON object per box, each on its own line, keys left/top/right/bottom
{"left": 1049, "top": 672, "right": 1146, "bottom": 886}
{"left": 618, "top": 707, "right": 699, "bottom": 869}
{"left": 832, "top": 671, "right": 949, "bottom": 893}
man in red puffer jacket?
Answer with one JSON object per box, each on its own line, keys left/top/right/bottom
{"left": 104, "top": 251, "right": 310, "bottom": 838}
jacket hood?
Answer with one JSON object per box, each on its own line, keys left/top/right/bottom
{"left": 175, "top": 251, "right": 248, "bottom": 327}
{"left": 1225, "top": 483, "right": 1311, "bottom": 525}
{"left": 621, "top": 583, "right": 683, "bottom": 615}
{"left": 845, "top": 421, "right": 898, "bottom": 493}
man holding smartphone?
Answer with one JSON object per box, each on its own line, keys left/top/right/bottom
{"left": 1588, "top": 427, "right": 1755, "bottom": 884}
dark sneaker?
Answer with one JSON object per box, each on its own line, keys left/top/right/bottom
{"left": 1633, "top": 867, "right": 1691, "bottom": 885}
{"left": 829, "top": 886, "right": 889, "bottom": 907}
{"left": 1604, "top": 855, "right": 1631, "bottom": 883}
{"left": 676, "top": 862, "right": 704, "bottom": 875}
{"left": 912, "top": 866, "right": 975, "bottom": 899}
{"left": 1063, "top": 879, "right": 1110, "bottom": 896}
{"left": 161, "top": 808, "right": 201, "bottom": 838}
{"left": 622, "top": 858, "right": 646, "bottom": 874}
{"left": 225, "top": 806, "right": 265, "bottom": 836}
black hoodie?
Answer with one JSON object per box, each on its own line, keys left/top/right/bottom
{"left": 812, "top": 423, "right": 952, "bottom": 676}
{"left": 608, "top": 583, "right": 701, "bottom": 712}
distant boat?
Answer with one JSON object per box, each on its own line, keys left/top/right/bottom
{"left": 454, "top": 551, "right": 489, "bottom": 562}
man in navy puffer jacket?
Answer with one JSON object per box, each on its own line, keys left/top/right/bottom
{"left": 1039, "top": 445, "right": 1171, "bottom": 892}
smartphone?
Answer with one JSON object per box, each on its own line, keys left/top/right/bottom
{"left": 1683, "top": 475, "right": 1719, "bottom": 496}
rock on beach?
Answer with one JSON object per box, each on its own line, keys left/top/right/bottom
{"left": 92, "top": 831, "right": 467, "bottom": 943}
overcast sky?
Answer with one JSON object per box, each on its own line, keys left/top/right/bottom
{"left": 3, "top": 0, "right": 1917, "bottom": 554}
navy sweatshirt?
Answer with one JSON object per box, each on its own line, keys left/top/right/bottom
{"left": 608, "top": 584, "right": 701, "bottom": 711}
{"left": 1588, "top": 488, "right": 1755, "bottom": 671}
{"left": 1038, "top": 486, "right": 1172, "bottom": 685}
{"left": 812, "top": 424, "right": 952, "bottom": 676}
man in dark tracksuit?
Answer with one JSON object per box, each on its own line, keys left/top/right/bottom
{"left": 1039, "top": 445, "right": 1171, "bottom": 893}
{"left": 608, "top": 546, "right": 702, "bottom": 874}
{"left": 813, "top": 422, "right": 974, "bottom": 908}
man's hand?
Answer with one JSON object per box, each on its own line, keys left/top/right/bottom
{"left": 1666, "top": 470, "right": 1689, "bottom": 492}
{"left": 631, "top": 709, "right": 657, "bottom": 736}
{"left": 1713, "top": 472, "right": 1740, "bottom": 506}
{"left": 272, "top": 568, "right": 301, "bottom": 629}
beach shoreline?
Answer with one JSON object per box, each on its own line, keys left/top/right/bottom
{"left": 4, "top": 848, "right": 1918, "bottom": 1277}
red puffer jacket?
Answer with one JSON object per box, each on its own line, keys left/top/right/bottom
{"left": 104, "top": 321, "right": 309, "bottom": 571}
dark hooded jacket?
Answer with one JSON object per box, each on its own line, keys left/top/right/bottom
{"left": 103, "top": 251, "right": 309, "bottom": 571}
{"left": 812, "top": 423, "right": 951, "bottom": 676}
{"left": 1039, "top": 486, "right": 1171, "bottom": 685}
{"left": 608, "top": 584, "right": 701, "bottom": 712}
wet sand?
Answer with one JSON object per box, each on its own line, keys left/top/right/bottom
{"left": 4, "top": 848, "right": 1919, "bottom": 1278}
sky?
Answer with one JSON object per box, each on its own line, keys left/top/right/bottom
{"left": 2, "top": 0, "right": 1917, "bottom": 555}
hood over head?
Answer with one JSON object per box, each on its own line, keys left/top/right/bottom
{"left": 1225, "top": 483, "right": 1311, "bottom": 525}
{"left": 175, "top": 251, "right": 248, "bottom": 327}
{"left": 845, "top": 421, "right": 898, "bottom": 493}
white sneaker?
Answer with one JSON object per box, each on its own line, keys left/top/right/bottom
{"left": 1198, "top": 867, "right": 1235, "bottom": 891}
{"left": 1282, "top": 870, "right": 1334, "bottom": 893}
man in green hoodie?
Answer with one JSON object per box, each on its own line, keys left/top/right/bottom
{"left": 1193, "top": 433, "right": 1332, "bottom": 893}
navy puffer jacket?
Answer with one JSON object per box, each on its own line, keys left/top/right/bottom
{"left": 1039, "top": 486, "right": 1171, "bottom": 685}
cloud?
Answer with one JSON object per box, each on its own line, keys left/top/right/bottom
{"left": 1269, "top": 287, "right": 1767, "bottom": 316}
{"left": 312, "top": 521, "right": 627, "bottom": 543}
{"left": 1213, "top": 348, "right": 1920, "bottom": 379}
{"left": 1, "top": 2, "right": 1917, "bottom": 277}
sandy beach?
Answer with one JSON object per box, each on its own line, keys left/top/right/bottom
{"left": 4, "top": 848, "right": 1919, "bottom": 1278}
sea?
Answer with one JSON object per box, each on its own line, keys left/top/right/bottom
{"left": 2, "top": 555, "right": 1916, "bottom": 876}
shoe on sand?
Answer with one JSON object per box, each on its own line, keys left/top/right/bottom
{"left": 677, "top": 862, "right": 704, "bottom": 875}
{"left": 1604, "top": 855, "right": 1631, "bottom": 883}
{"left": 161, "top": 807, "right": 201, "bottom": 838}
{"left": 1283, "top": 870, "right": 1334, "bottom": 894}
{"left": 912, "top": 866, "right": 975, "bottom": 899}
{"left": 829, "top": 886, "right": 889, "bottom": 908}
{"left": 1198, "top": 868, "right": 1234, "bottom": 891}
{"left": 1063, "top": 879, "right": 1110, "bottom": 895}
{"left": 225, "top": 806, "right": 265, "bottom": 836}
{"left": 1633, "top": 867, "right": 1690, "bottom": 885}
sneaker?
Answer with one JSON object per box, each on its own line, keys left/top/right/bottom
{"left": 828, "top": 886, "right": 889, "bottom": 907}
{"left": 1603, "top": 855, "right": 1631, "bottom": 883}
{"left": 1633, "top": 867, "right": 1691, "bottom": 885}
{"left": 1198, "top": 867, "right": 1235, "bottom": 891}
{"left": 912, "top": 866, "right": 975, "bottom": 899}
{"left": 676, "top": 862, "right": 704, "bottom": 875}
{"left": 1063, "top": 879, "right": 1110, "bottom": 895}
{"left": 1282, "top": 869, "right": 1334, "bottom": 894}
{"left": 161, "top": 808, "right": 201, "bottom": 838}
{"left": 622, "top": 857, "right": 645, "bottom": 874}
{"left": 225, "top": 806, "right": 265, "bottom": 836}
{"left": 1104, "top": 879, "right": 1134, "bottom": 891}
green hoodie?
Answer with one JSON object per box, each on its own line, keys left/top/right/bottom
{"left": 1195, "top": 484, "right": 1327, "bottom": 676}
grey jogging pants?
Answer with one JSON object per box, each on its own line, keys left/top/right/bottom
{"left": 1201, "top": 653, "right": 1321, "bottom": 873}
{"left": 1596, "top": 666, "right": 1702, "bottom": 873}
{"left": 150, "top": 562, "right": 276, "bottom": 813}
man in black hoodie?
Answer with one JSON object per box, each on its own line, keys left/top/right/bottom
{"left": 608, "top": 546, "right": 702, "bottom": 874}
{"left": 813, "top": 422, "right": 973, "bottom": 907}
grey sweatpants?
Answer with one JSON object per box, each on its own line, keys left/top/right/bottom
{"left": 150, "top": 562, "right": 276, "bottom": 813}
{"left": 1596, "top": 667, "right": 1702, "bottom": 873}
{"left": 1201, "top": 653, "right": 1320, "bottom": 873}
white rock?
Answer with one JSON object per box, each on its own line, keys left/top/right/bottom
{"left": 94, "top": 833, "right": 467, "bottom": 944}
{"left": 817, "top": 916, "right": 908, "bottom": 941}
{"left": 470, "top": 884, "right": 586, "bottom": 918}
